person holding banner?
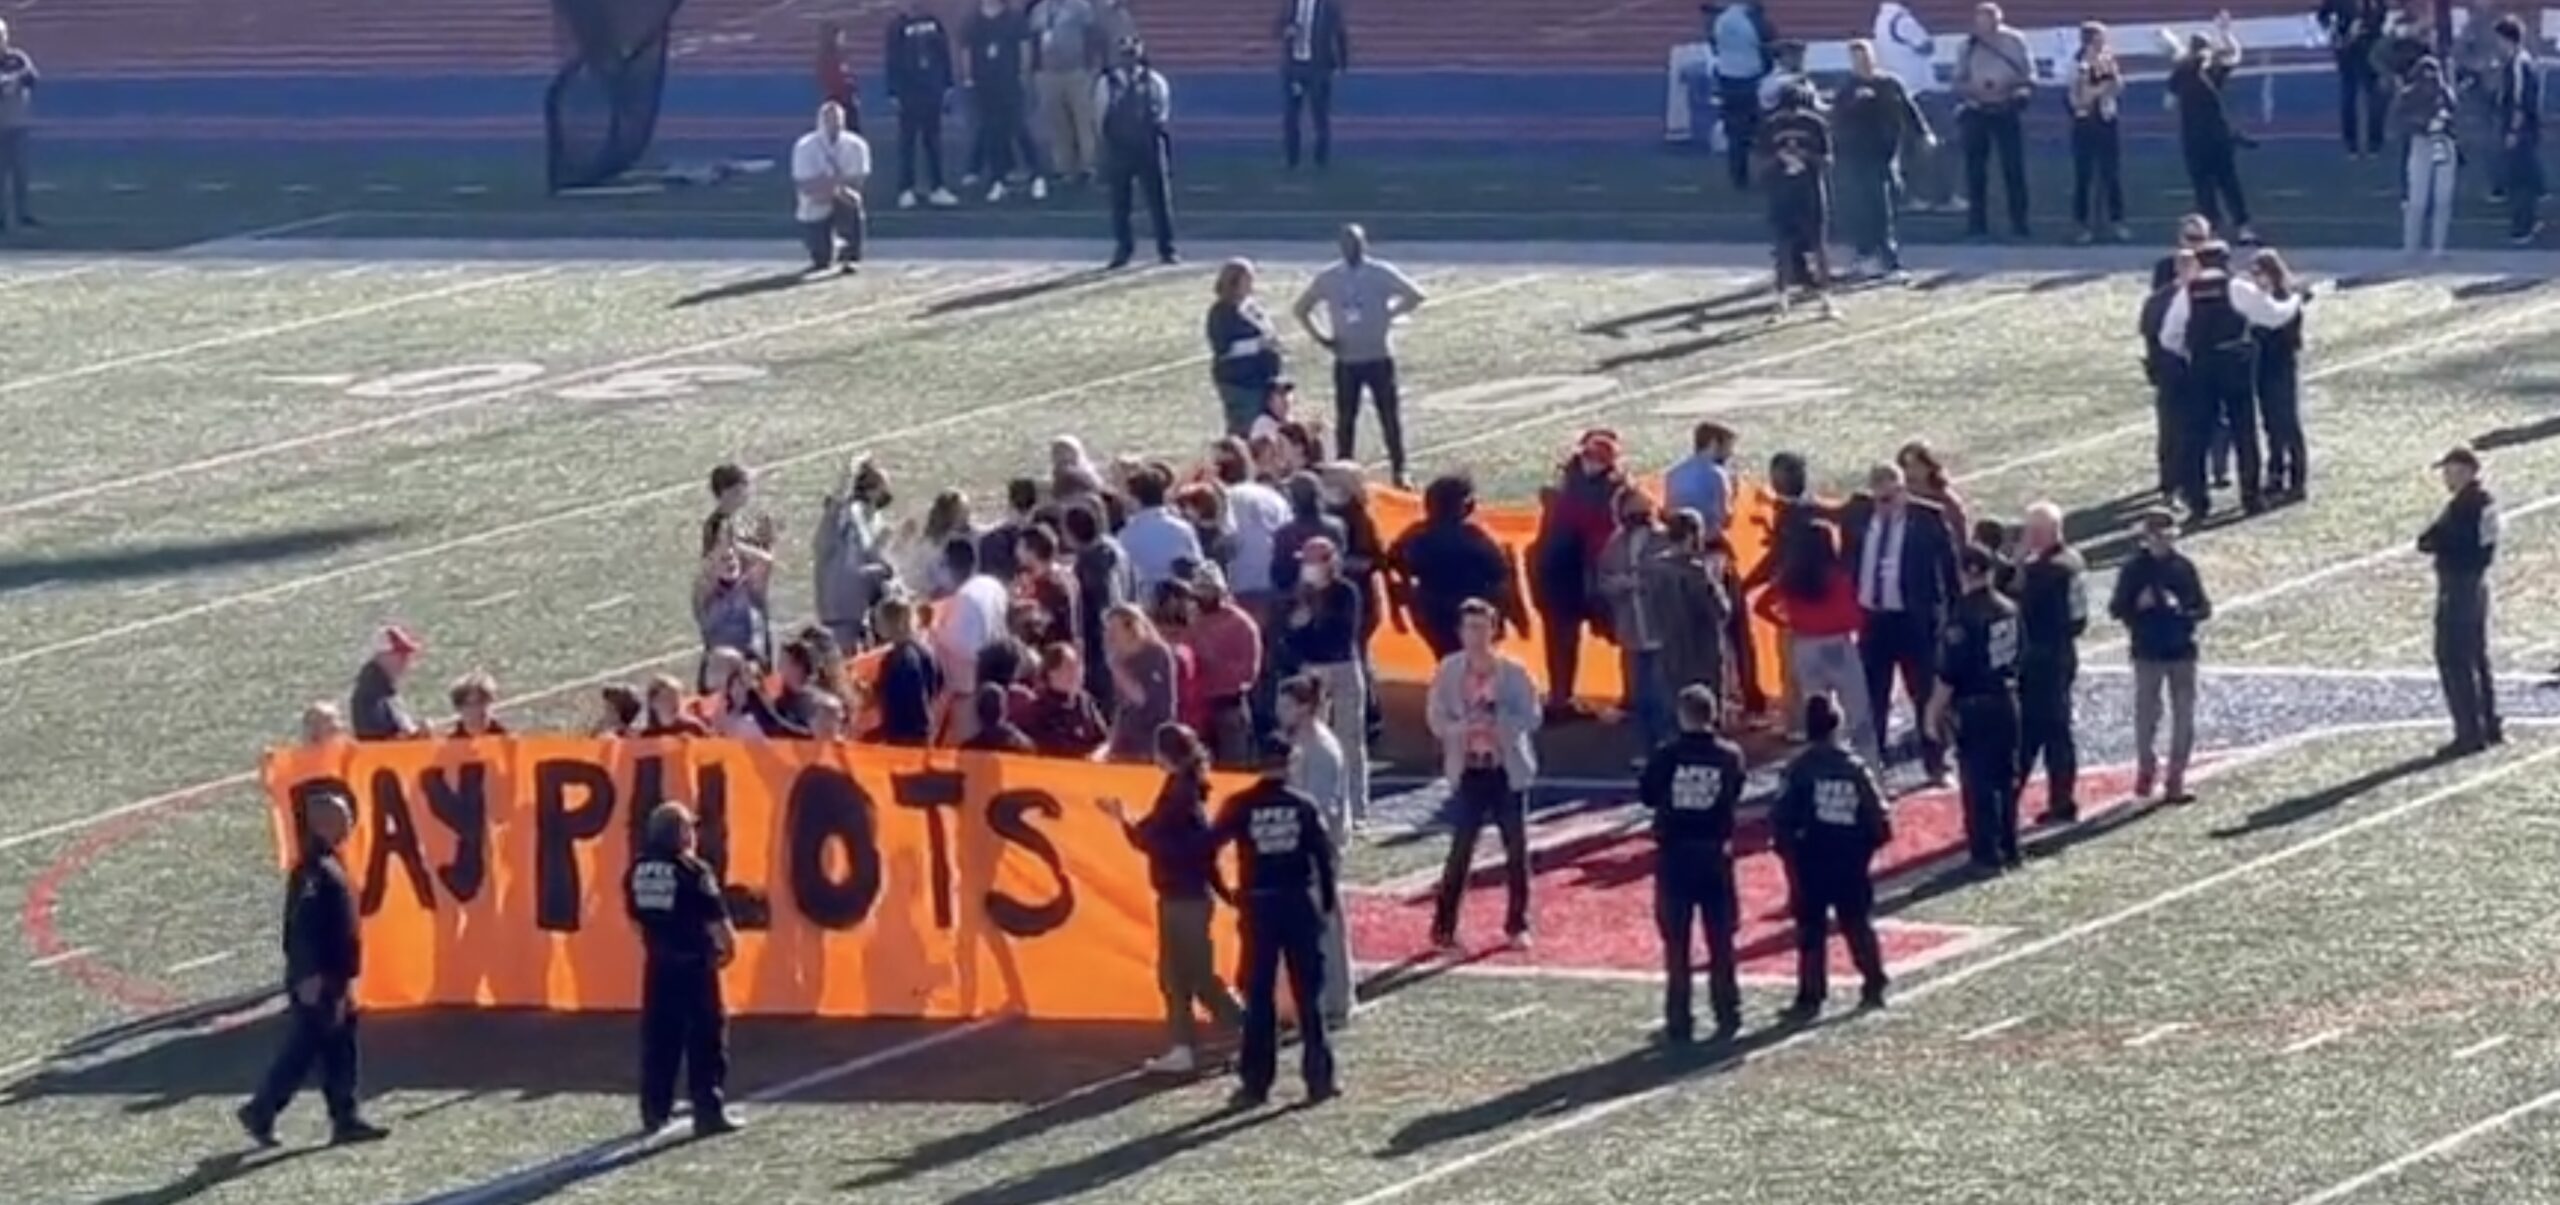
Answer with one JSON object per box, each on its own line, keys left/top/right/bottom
{"left": 1107, "top": 724, "right": 1244, "bottom": 1075}
{"left": 348, "top": 625, "right": 424, "bottom": 741}
{"left": 1210, "top": 768, "right": 1340, "bottom": 1105}
{"left": 239, "top": 792, "right": 388, "bottom": 1148}
{"left": 1426, "top": 599, "right": 1543, "bottom": 952}
{"left": 626, "top": 803, "right": 742, "bottom": 1137}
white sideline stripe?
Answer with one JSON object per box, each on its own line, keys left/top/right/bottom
{"left": 2080, "top": 662, "right": 2556, "bottom": 688}
{"left": 1486, "top": 1004, "right": 1546, "bottom": 1024}
{"left": 0, "top": 270, "right": 552, "bottom": 402}
{"left": 0, "top": 275, "right": 1541, "bottom": 679}
{"left": 2283, "top": 1028, "right": 2348, "bottom": 1055}
{"left": 175, "top": 211, "right": 357, "bottom": 250}
{"left": 2453, "top": 1034, "right": 2514, "bottom": 1061}
{"left": 409, "top": 1016, "right": 1006, "bottom": 1205}
{"left": 1955, "top": 290, "right": 2560, "bottom": 486}
{"left": 2283, "top": 1081, "right": 2560, "bottom": 1204}
{"left": 1334, "top": 740, "right": 2560, "bottom": 1205}
{"left": 26, "top": 948, "right": 88, "bottom": 970}
{"left": 2124, "top": 1022, "right": 2192, "bottom": 1049}
{"left": 0, "top": 266, "right": 1042, "bottom": 520}
{"left": 0, "top": 266, "right": 98, "bottom": 293}
{"left": 164, "top": 951, "right": 236, "bottom": 974}
{"left": 1959, "top": 1014, "right": 2030, "bottom": 1042}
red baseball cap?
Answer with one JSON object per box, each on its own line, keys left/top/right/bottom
{"left": 376, "top": 625, "right": 424, "bottom": 657}
{"left": 1578, "top": 428, "right": 1623, "bottom": 468}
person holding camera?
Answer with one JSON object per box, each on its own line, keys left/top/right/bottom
{"left": 791, "top": 101, "right": 870, "bottom": 272}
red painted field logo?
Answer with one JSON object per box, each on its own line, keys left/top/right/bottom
{"left": 1349, "top": 770, "right": 2144, "bottom": 985}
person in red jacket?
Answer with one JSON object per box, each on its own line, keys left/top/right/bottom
{"left": 1528, "top": 429, "right": 1627, "bottom": 713}
{"left": 1752, "top": 500, "right": 1881, "bottom": 766}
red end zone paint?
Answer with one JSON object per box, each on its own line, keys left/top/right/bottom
{"left": 19, "top": 790, "right": 235, "bottom": 1014}
{"left": 1350, "top": 768, "right": 2149, "bottom": 983}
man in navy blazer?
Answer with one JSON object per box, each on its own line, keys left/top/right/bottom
{"left": 1276, "top": 0, "right": 1350, "bottom": 168}
{"left": 1835, "top": 462, "right": 1961, "bottom": 785}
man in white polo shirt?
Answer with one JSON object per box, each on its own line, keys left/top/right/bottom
{"left": 792, "top": 101, "right": 871, "bottom": 273}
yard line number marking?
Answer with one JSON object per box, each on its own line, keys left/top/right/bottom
{"left": 309, "top": 360, "right": 772, "bottom": 405}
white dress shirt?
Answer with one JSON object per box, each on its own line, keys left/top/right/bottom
{"left": 791, "top": 129, "right": 871, "bottom": 222}
{"left": 1858, "top": 507, "right": 1910, "bottom": 612}
{"left": 931, "top": 573, "right": 1012, "bottom": 692}
{"left": 1291, "top": 0, "right": 1317, "bottom": 61}
{"left": 2159, "top": 277, "right": 2303, "bottom": 359}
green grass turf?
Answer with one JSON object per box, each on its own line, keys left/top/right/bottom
{"left": 7, "top": 256, "right": 2560, "bottom": 1202}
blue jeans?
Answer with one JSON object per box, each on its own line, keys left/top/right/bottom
{"left": 1628, "top": 647, "right": 1674, "bottom": 751}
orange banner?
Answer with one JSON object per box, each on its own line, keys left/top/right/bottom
{"left": 1366, "top": 481, "right": 1787, "bottom": 707}
{"left": 263, "top": 738, "right": 1251, "bottom": 1021}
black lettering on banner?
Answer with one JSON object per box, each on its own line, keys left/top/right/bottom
{"left": 984, "top": 789, "right": 1073, "bottom": 937}
{"left": 627, "top": 755, "right": 764, "bottom": 926}
{"left": 360, "top": 767, "right": 436, "bottom": 917}
{"left": 285, "top": 777, "right": 356, "bottom": 851}
{"left": 423, "top": 763, "right": 488, "bottom": 906}
{"left": 786, "top": 765, "right": 882, "bottom": 930}
{"left": 890, "top": 770, "right": 966, "bottom": 930}
{"left": 534, "top": 759, "right": 616, "bottom": 932}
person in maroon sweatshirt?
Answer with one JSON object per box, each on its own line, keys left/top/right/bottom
{"left": 1020, "top": 643, "right": 1110, "bottom": 757}
{"left": 1105, "top": 723, "right": 1242, "bottom": 1074}
{"left": 1528, "top": 429, "right": 1627, "bottom": 712}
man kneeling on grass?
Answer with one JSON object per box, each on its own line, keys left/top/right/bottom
{"left": 792, "top": 100, "right": 871, "bottom": 273}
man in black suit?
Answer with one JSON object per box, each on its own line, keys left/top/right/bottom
{"left": 1277, "top": 0, "right": 1349, "bottom": 168}
{"left": 1838, "top": 462, "right": 1960, "bottom": 785}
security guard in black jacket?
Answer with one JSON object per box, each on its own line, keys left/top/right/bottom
{"left": 2420, "top": 445, "right": 2505, "bottom": 757}
{"left": 1638, "top": 684, "right": 1748, "bottom": 1043}
{"left": 1774, "top": 692, "right": 1892, "bottom": 1017}
{"left": 2161, "top": 240, "right": 2304, "bottom": 517}
{"left": 239, "top": 791, "right": 389, "bottom": 1147}
{"left": 2012, "top": 502, "right": 2088, "bottom": 823}
{"left": 2140, "top": 251, "right": 2195, "bottom": 508}
{"left": 1929, "top": 544, "right": 2024, "bottom": 871}
{"left": 626, "top": 802, "right": 743, "bottom": 1137}
{"left": 1100, "top": 38, "right": 1178, "bottom": 269}
{"left": 1211, "top": 774, "right": 1339, "bottom": 1105}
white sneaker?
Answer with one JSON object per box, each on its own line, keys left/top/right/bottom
{"left": 1818, "top": 297, "right": 1841, "bottom": 321}
{"left": 928, "top": 188, "right": 960, "bottom": 207}
{"left": 1030, "top": 177, "right": 1049, "bottom": 201}
{"left": 1143, "top": 1046, "right": 1196, "bottom": 1074}
{"left": 897, "top": 190, "right": 919, "bottom": 210}
{"left": 988, "top": 181, "right": 1007, "bottom": 203}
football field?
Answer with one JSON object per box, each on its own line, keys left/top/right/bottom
{"left": 13, "top": 239, "right": 2560, "bottom": 1204}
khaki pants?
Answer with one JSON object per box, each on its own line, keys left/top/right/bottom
{"left": 2131, "top": 659, "right": 2197, "bottom": 793}
{"left": 1036, "top": 70, "right": 1099, "bottom": 179}
{"left": 1157, "top": 896, "right": 1239, "bottom": 1048}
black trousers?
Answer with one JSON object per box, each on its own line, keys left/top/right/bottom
{"left": 2435, "top": 576, "right": 2501, "bottom": 746}
{"left": 1284, "top": 63, "right": 1336, "bottom": 167}
{"left": 0, "top": 128, "right": 27, "bottom": 228}
{"left": 2070, "top": 115, "right": 2125, "bottom": 227}
{"left": 897, "top": 95, "right": 948, "bottom": 194}
{"left": 2258, "top": 358, "right": 2307, "bottom": 496}
{"left": 2018, "top": 656, "right": 2079, "bottom": 817}
{"left": 2338, "top": 48, "right": 2387, "bottom": 153}
{"left": 2189, "top": 350, "right": 2263, "bottom": 507}
{"left": 970, "top": 85, "right": 1027, "bottom": 182}
{"left": 1431, "top": 765, "right": 1530, "bottom": 939}
{"left": 1716, "top": 76, "right": 1760, "bottom": 190}
{"left": 639, "top": 958, "right": 729, "bottom": 1127}
{"left": 2505, "top": 139, "right": 2545, "bottom": 239}
{"left": 1657, "top": 847, "right": 1741, "bottom": 1036}
{"left": 799, "top": 195, "right": 867, "bottom": 269}
{"left": 1332, "top": 358, "right": 1406, "bottom": 477}
{"left": 1106, "top": 137, "right": 1177, "bottom": 262}
{"left": 249, "top": 992, "right": 362, "bottom": 1127}
{"left": 1787, "top": 848, "right": 1886, "bottom": 1003}
{"left": 1960, "top": 105, "right": 2030, "bottom": 235}
{"left": 1239, "top": 888, "right": 1335, "bottom": 1097}
{"left": 1536, "top": 585, "right": 1589, "bottom": 703}
{"left": 1860, "top": 608, "right": 1943, "bottom": 775}
{"left": 1955, "top": 695, "right": 2022, "bottom": 867}
{"left": 2184, "top": 135, "right": 2251, "bottom": 229}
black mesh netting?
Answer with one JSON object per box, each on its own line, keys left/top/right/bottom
{"left": 545, "top": 0, "right": 685, "bottom": 192}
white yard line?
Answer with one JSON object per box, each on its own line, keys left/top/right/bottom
{"left": 26, "top": 948, "right": 87, "bottom": 970}
{"left": 2124, "top": 1022, "right": 2193, "bottom": 1049}
{"left": 579, "top": 593, "right": 635, "bottom": 614}
{"left": 2452, "top": 1034, "right": 2514, "bottom": 1061}
{"left": 0, "top": 265, "right": 1042, "bottom": 520}
{"left": 1486, "top": 1004, "right": 1547, "bottom": 1024}
{"left": 175, "top": 211, "right": 355, "bottom": 250}
{"left": 460, "top": 588, "right": 523, "bottom": 610}
{"left": 0, "top": 276, "right": 1543, "bottom": 680}
{"left": 408, "top": 1016, "right": 1007, "bottom": 1205}
{"left": 1956, "top": 291, "right": 2560, "bottom": 487}
{"left": 2282, "top": 1081, "right": 2560, "bottom": 1204}
{"left": 1959, "top": 1014, "right": 2031, "bottom": 1042}
{"left": 1335, "top": 741, "right": 2560, "bottom": 1205}
{"left": 0, "top": 265, "right": 99, "bottom": 294}
{"left": 0, "top": 270, "right": 552, "bottom": 402}
{"left": 164, "top": 950, "right": 236, "bottom": 974}
{"left": 2283, "top": 1027, "right": 2349, "bottom": 1055}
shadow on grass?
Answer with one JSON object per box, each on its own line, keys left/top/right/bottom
{"left": 939, "top": 1098, "right": 1296, "bottom": 1205}
{"left": 669, "top": 268, "right": 823, "bottom": 309}
{"left": 2208, "top": 749, "right": 2448, "bottom": 839}
{"left": 0, "top": 521, "right": 406, "bottom": 593}
{"left": 917, "top": 268, "right": 1121, "bottom": 318}
{"left": 91, "top": 1147, "right": 323, "bottom": 1205}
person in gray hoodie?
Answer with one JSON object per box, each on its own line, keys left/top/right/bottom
{"left": 1642, "top": 509, "right": 1733, "bottom": 720}
{"left": 1425, "top": 599, "right": 1544, "bottom": 951}
{"left": 814, "top": 458, "right": 898, "bottom": 649}
{"left": 1594, "top": 485, "right": 1673, "bottom": 751}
